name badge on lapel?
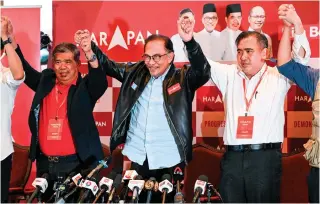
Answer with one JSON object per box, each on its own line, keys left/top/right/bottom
{"left": 131, "top": 82, "right": 137, "bottom": 90}
{"left": 167, "top": 83, "right": 181, "bottom": 95}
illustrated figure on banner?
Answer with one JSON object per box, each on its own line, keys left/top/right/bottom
{"left": 248, "top": 6, "right": 273, "bottom": 59}
{"left": 171, "top": 8, "right": 195, "bottom": 63}
{"left": 194, "top": 3, "right": 223, "bottom": 61}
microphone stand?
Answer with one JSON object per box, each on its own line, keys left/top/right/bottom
{"left": 206, "top": 187, "right": 212, "bottom": 203}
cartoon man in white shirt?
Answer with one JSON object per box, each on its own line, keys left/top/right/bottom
{"left": 248, "top": 6, "right": 273, "bottom": 59}
{"left": 220, "top": 4, "right": 242, "bottom": 61}
{"left": 194, "top": 3, "right": 223, "bottom": 61}
{"left": 1, "top": 16, "right": 25, "bottom": 203}
{"left": 171, "top": 8, "right": 195, "bottom": 62}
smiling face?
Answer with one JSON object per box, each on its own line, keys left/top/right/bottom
{"left": 248, "top": 6, "right": 266, "bottom": 32}
{"left": 143, "top": 40, "right": 174, "bottom": 78}
{"left": 202, "top": 12, "right": 218, "bottom": 32}
{"left": 225, "top": 12, "right": 242, "bottom": 31}
{"left": 53, "top": 51, "right": 79, "bottom": 84}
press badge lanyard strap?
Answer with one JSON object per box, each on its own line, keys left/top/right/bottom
{"left": 55, "top": 85, "right": 67, "bottom": 120}
{"left": 242, "top": 67, "right": 268, "bottom": 116}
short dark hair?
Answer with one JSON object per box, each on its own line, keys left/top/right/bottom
{"left": 144, "top": 34, "right": 174, "bottom": 53}
{"left": 52, "top": 42, "right": 80, "bottom": 63}
{"left": 179, "top": 8, "right": 194, "bottom": 17}
{"left": 235, "top": 31, "right": 268, "bottom": 49}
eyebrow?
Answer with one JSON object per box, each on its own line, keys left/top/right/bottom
{"left": 237, "top": 48, "right": 254, "bottom": 52}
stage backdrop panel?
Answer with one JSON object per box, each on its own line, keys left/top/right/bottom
{"left": 52, "top": 1, "right": 319, "bottom": 157}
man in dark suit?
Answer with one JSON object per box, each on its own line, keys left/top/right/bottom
{"left": 11, "top": 21, "right": 107, "bottom": 201}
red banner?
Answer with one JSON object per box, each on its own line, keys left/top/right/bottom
{"left": 52, "top": 1, "right": 319, "bottom": 156}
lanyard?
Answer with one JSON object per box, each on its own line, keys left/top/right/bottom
{"left": 242, "top": 67, "right": 268, "bottom": 116}
{"left": 55, "top": 85, "right": 68, "bottom": 120}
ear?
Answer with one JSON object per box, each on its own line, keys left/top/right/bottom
{"left": 168, "top": 52, "right": 174, "bottom": 62}
{"left": 225, "top": 17, "right": 228, "bottom": 24}
{"left": 261, "top": 48, "right": 267, "bottom": 60}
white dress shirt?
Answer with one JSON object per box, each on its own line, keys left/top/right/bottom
{"left": 171, "top": 33, "right": 189, "bottom": 62}
{"left": 1, "top": 55, "right": 25, "bottom": 161}
{"left": 220, "top": 27, "right": 242, "bottom": 61}
{"left": 194, "top": 29, "right": 224, "bottom": 61}
{"left": 209, "top": 32, "right": 311, "bottom": 145}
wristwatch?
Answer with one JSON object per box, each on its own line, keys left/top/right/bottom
{"left": 2, "top": 37, "right": 12, "bottom": 46}
{"left": 86, "top": 53, "right": 97, "bottom": 62}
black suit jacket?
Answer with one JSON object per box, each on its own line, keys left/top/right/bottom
{"left": 15, "top": 45, "right": 107, "bottom": 163}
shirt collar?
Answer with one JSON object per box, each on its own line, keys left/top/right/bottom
{"left": 237, "top": 63, "right": 267, "bottom": 80}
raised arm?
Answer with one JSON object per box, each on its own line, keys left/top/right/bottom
{"left": 1, "top": 17, "right": 24, "bottom": 81}
{"left": 278, "top": 4, "right": 310, "bottom": 65}
{"left": 76, "top": 30, "right": 108, "bottom": 102}
{"left": 7, "top": 19, "right": 41, "bottom": 91}
{"left": 75, "top": 30, "right": 127, "bottom": 83}
{"left": 177, "top": 15, "right": 211, "bottom": 90}
{"left": 277, "top": 4, "right": 319, "bottom": 99}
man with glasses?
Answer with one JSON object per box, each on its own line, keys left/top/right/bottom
{"left": 195, "top": 3, "right": 223, "bottom": 61}
{"left": 75, "top": 16, "right": 210, "bottom": 202}
{"left": 171, "top": 8, "right": 194, "bottom": 62}
{"left": 248, "top": 6, "right": 273, "bottom": 58}
{"left": 220, "top": 3, "right": 243, "bottom": 61}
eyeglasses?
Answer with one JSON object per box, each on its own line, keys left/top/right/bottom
{"left": 250, "top": 15, "right": 266, "bottom": 19}
{"left": 204, "top": 16, "right": 218, "bottom": 21}
{"left": 142, "top": 53, "right": 169, "bottom": 63}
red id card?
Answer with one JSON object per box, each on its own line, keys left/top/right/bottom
{"left": 236, "top": 116, "right": 254, "bottom": 139}
{"left": 47, "top": 118, "right": 63, "bottom": 140}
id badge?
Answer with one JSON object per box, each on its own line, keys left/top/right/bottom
{"left": 47, "top": 118, "right": 63, "bottom": 140}
{"left": 236, "top": 116, "right": 254, "bottom": 139}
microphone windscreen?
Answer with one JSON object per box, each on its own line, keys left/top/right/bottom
{"left": 198, "top": 175, "right": 208, "bottom": 182}
{"left": 42, "top": 173, "right": 50, "bottom": 180}
{"left": 161, "top": 174, "right": 171, "bottom": 182}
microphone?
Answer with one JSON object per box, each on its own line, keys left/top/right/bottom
{"left": 159, "top": 174, "right": 173, "bottom": 204}
{"left": 85, "top": 156, "right": 111, "bottom": 180}
{"left": 55, "top": 176, "right": 85, "bottom": 204}
{"left": 107, "top": 174, "right": 123, "bottom": 204}
{"left": 62, "top": 156, "right": 96, "bottom": 185}
{"left": 128, "top": 175, "right": 145, "bottom": 203}
{"left": 120, "top": 170, "right": 138, "bottom": 201}
{"left": 207, "top": 182, "right": 223, "bottom": 203}
{"left": 192, "top": 175, "right": 208, "bottom": 203}
{"left": 144, "top": 177, "right": 156, "bottom": 203}
{"left": 27, "top": 173, "right": 50, "bottom": 203}
{"left": 173, "top": 166, "right": 185, "bottom": 203}
{"left": 92, "top": 171, "right": 117, "bottom": 203}
{"left": 77, "top": 174, "right": 99, "bottom": 203}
